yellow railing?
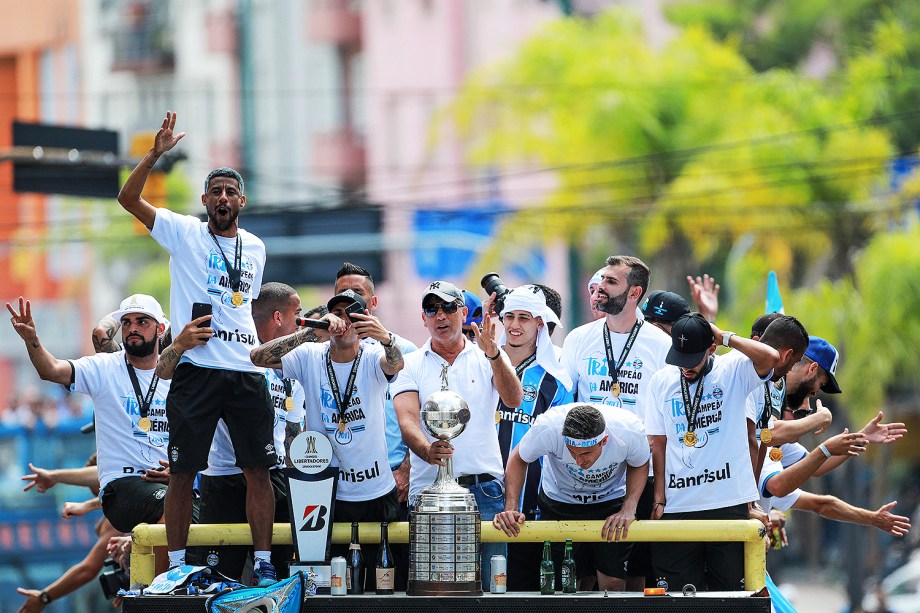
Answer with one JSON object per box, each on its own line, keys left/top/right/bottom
{"left": 131, "top": 519, "right": 766, "bottom": 590}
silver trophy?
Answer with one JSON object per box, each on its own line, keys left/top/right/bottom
{"left": 408, "top": 390, "right": 482, "bottom": 596}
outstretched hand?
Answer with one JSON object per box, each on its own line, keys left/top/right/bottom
{"left": 7, "top": 297, "right": 39, "bottom": 345}
{"left": 153, "top": 111, "right": 186, "bottom": 156}
{"left": 874, "top": 501, "right": 911, "bottom": 536}
{"left": 687, "top": 274, "right": 720, "bottom": 322}
{"left": 861, "top": 411, "right": 907, "bottom": 445}
{"left": 21, "top": 463, "right": 55, "bottom": 493}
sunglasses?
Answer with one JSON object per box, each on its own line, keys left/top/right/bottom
{"left": 423, "top": 302, "right": 461, "bottom": 317}
{"left": 783, "top": 407, "right": 816, "bottom": 420}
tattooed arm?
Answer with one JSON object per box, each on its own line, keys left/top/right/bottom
{"left": 92, "top": 315, "right": 121, "bottom": 354}
{"left": 250, "top": 313, "right": 346, "bottom": 369}
{"left": 155, "top": 315, "right": 213, "bottom": 380}
{"left": 283, "top": 420, "right": 303, "bottom": 468}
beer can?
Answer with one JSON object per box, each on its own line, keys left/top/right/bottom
{"left": 330, "top": 557, "right": 347, "bottom": 595}
{"left": 490, "top": 555, "right": 507, "bottom": 593}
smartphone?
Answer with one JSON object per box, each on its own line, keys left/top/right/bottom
{"left": 191, "top": 302, "right": 212, "bottom": 327}
{"left": 344, "top": 301, "right": 364, "bottom": 321}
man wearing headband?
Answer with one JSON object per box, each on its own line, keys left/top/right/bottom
{"left": 493, "top": 403, "right": 649, "bottom": 592}
{"left": 562, "top": 255, "right": 671, "bottom": 589}
{"left": 587, "top": 268, "right": 606, "bottom": 322}
{"left": 392, "top": 280, "right": 523, "bottom": 590}
{"left": 495, "top": 285, "right": 574, "bottom": 590}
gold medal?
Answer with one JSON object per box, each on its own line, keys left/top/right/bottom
{"left": 610, "top": 382, "right": 620, "bottom": 398}
{"left": 338, "top": 421, "right": 346, "bottom": 434}
{"left": 284, "top": 396, "right": 294, "bottom": 411}
{"left": 759, "top": 428, "right": 773, "bottom": 444}
{"left": 138, "top": 417, "right": 152, "bottom": 432}
{"left": 769, "top": 447, "right": 784, "bottom": 462}
{"left": 683, "top": 431, "right": 698, "bottom": 447}
{"left": 231, "top": 291, "right": 243, "bottom": 306}
{"left": 495, "top": 410, "right": 502, "bottom": 425}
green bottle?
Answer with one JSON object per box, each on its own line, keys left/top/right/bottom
{"left": 561, "top": 539, "right": 577, "bottom": 593}
{"left": 540, "top": 540, "right": 555, "bottom": 595}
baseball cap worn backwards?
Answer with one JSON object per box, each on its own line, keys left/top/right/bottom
{"left": 804, "top": 336, "right": 842, "bottom": 394}
{"left": 666, "top": 313, "right": 715, "bottom": 368}
{"left": 422, "top": 281, "right": 464, "bottom": 305}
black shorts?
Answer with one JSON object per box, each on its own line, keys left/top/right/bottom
{"left": 625, "top": 478, "right": 655, "bottom": 582}
{"left": 651, "top": 503, "right": 748, "bottom": 592}
{"left": 167, "top": 363, "right": 275, "bottom": 473}
{"left": 101, "top": 476, "right": 170, "bottom": 533}
{"left": 193, "top": 469, "right": 292, "bottom": 580}
{"left": 538, "top": 491, "right": 631, "bottom": 581}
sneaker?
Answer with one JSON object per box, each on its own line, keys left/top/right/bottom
{"left": 251, "top": 561, "right": 277, "bottom": 587}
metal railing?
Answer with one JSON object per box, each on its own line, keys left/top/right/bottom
{"left": 131, "top": 519, "right": 766, "bottom": 591}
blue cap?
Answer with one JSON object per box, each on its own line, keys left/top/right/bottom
{"left": 804, "top": 336, "right": 841, "bottom": 394}
{"left": 462, "top": 290, "right": 483, "bottom": 326}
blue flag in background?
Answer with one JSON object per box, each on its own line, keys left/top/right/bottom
{"left": 766, "top": 271, "right": 785, "bottom": 314}
{"left": 766, "top": 572, "right": 798, "bottom": 613}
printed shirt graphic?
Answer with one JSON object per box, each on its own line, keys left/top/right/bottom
{"left": 496, "top": 362, "right": 573, "bottom": 516}
{"left": 645, "top": 351, "right": 768, "bottom": 513}
{"left": 517, "top": 404, "right": 649, "bottom": 505}
{"left": 150, "top": 208, "right": 265, "bottom": 372}
{"left": 561, "top": 318, "right": 671, "bottom": 425}
{"left": 282, "top": 342, "right": 395, "bottom": 501}
{"left": 203, "top": 369, "right": 304, "bottom": 476}
{"left": 390, "top": 339, "right": 505, "bottom": 501}
{"left": 69, "top": 351, "right": 171, "bottom": 490}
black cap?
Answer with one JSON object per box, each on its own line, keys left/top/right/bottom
{"left": 666, "top": 313, "right": 715, "bottom": 368}
{"left": 327, "top": 289, "right": 366, "bottom": 313}
{"left": 642, "top": 290, "right": 690, "bottom": 324}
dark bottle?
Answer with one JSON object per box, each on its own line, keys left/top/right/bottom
{"left": 561, "top": 539, "right": 577, "bottom": 593}
{"left": 375, "top": 522, "right": 395, "bottom": 595}
{"left": 539, "top": 540, "right": 555, "bottom": 595}
{"left": 346, "top": 522, "right": 365, "bottom": 594}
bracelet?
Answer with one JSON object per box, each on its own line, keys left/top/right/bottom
{"left": 653, "top": 502, "right": 665, "bottom": 507}
{"left": 486, "top": 349, "right": 501, "bottom": 361}
{"left": 818, "top": 443, "right": 831, "bottom": 458}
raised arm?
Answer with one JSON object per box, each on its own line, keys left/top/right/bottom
{"left": 764, "top": 429, "right": 867, "bottom": 498}
{"left": 155, "top": 315, "right": 213, "bottom": 380}
{"left": 250, "top": 314, "right": 346, "bottom": 369}
{"left": 349, "top": 312, "right": 404, "bottom": 377}
{"left": 7, "top": 298, "right": 73, "bottom": 386}
{"left": 91, "top": 313, "right": 121, "bottom": 354}
{"left": 770, "top": 400, "right": 833, "bottom": 445}
{"left": 711, "top": 322, "right": 779, "bottom": 378}
{"left": 475, "top": 310, "right": 523, "bottom": 408}
{"left": 116, "top": 111, "right": 185, "bottom": 229}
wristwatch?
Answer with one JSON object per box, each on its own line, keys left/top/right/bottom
{"left": 722, "top": 331, "right": 735, "bottom": 348}
{"left": 381, "top": 332, "right": 395, "bottom": 348}
{"left": 39, "top": 591, "right": 52, "bottom": 604}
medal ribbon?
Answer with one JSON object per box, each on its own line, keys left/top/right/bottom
{"left": 325, "top": 347, "right": 363, "bottom": 428}
{"left": 207, "top": 228, "right": 242, "bottom": 293}
{"left": 758, "top": 383, "right": 773, "bottom": 429}
{"left": 125, "top": 356, "right": 160, "bottom": 424}
{"left": 679, "top": 373, "right": 706, "bottom": 435}
{"left": 603, "top": 320, "right": 642, "bottom": 388}
{"left": 514, "top": 353, "right": 537, "bottom": 380}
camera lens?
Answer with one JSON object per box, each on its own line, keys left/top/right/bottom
{"left": 480, "top": 272, "right": 510, "bottom": 314}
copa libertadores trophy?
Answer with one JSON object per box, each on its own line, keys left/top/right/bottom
{"left": 407, "top": 390, "right": 483, "bottom": 596}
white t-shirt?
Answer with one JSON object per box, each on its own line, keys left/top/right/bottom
{"left": 517, "top": 403, "right": 649, "bottom": 505}
{"left": 69, "top": 351, "right": 171, "bottom": 490}
{"left": 282, "top": 342, "right": 396, "bottom": 502}
{"left": 646, "top": 351, "right": 770, "bottom": 513}
{"left": 390, "top": 338, "right": 505, "bottom": 501}
{"left": 744, "top": 379, "right": 786, "bottom": 437}
{"left": 561, "top": 318, "right": 671, "bottom": 425}
{"left": 150, "top": 208, "right": 265, "bottom": 372}
{"left": 203, "top": 368, "right": 304, "bottom": 476}
{"left": 758, "top": 456, "right": 802, "bottom": 512}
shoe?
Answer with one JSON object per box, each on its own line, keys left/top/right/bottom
{"left": 252, "top": 561, "right": 277, "bottom": 587}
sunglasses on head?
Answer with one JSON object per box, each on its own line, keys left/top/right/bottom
{"left": 423, "top": 301, "right": 461, "bottom": 317}
{"left": 783, "top": 407, "right": 816, "bottom": 420}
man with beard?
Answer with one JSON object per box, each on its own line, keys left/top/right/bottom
{"left": 7, "top": 295, "right": 185, "bottom": 539}
{"left": 561, "top": 255, "right": 670, "bottom": 589}
{"left": 646, "top": 313, "right": 781, "bottom": 592}
{"left": 118, "top": 112, "right": 277, "bottom": 584}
